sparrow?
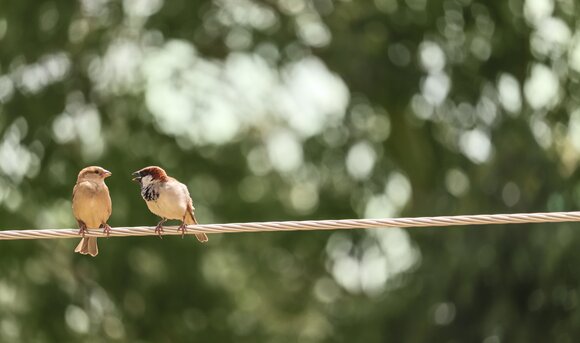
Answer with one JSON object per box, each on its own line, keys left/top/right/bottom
{"left": 132, "top": 166, "right": 208, "bottom": 243}
{"left": 72, "top": 166, "right": 113, "bottom": 257}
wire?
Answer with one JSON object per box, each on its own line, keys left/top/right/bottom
{"left": 1, "top": 211, "right": 579, "bottom": 241}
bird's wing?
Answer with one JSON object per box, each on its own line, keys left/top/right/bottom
{"left": 103, "top": 184, "right": 112, "bottom": 218}
{"left": 72, "top": 183, "right": 78, "bottom": 201}
{"left": 186, "top": 200, "right": 198, "bottom": 224}
{"left": 72, "top": 183, "right": 81, "bottom": 221}
{"left": 180, "top": 182, "right": 198, "bottom": 225}
{"left": 178, "top": 181, "right": 207, "bottom": 242}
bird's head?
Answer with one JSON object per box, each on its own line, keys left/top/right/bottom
{"left": 77, "top": 166, "right": 112, "bottom": 182}
{"left": 132, "top": 166, "right": 168, "bottom": 186}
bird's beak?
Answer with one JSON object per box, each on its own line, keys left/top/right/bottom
{"left": 131, "top": 171, "right": 141, "bottom": 182}
{"left": 103, "top": 169, "right": 112, "bottom": 178}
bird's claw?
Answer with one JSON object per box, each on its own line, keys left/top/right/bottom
{"left": 178, "top": 224, "right": 187, "bottom": 238}
{"left": 101, "top": 223, "right": 112, "bottom": 237}
{"left": 78, "top": 223, "right": 88, "bottom": 237}
{"left": 154, "top": 224, "right": 164, "bottom": 239}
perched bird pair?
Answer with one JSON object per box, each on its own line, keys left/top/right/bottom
{"left": 72, "top": 166, "right": 206, "bottom": 257}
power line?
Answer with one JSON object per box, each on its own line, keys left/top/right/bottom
{"left": 1, "top": 211, "right": 579, "bottom": 240}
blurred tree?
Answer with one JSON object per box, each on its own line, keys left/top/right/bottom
{"left": 1, "top": 0, "right": 580, "bottom": 342}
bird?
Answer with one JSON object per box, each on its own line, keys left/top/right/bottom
{"left": 72, "top": 166, "right": 113, "bottom": 257}
{"left": 132, "top": 166, "right": 208, "bottom": 243}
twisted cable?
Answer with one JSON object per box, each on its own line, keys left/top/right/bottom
{"left": 1, "top": 211, "right": 580, "bottom": 241}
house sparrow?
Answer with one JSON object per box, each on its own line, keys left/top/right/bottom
{"left": 72, "top": 166, "right": 112, "bottom": 257}
{"left": 132, "top": 166, "right": 208, "bottom": 243}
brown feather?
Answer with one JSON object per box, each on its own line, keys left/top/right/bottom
{"left": 137, "top": 166, "right": 169, "bottom": 182}
{"left": 136, "top": 166, "right": 207, "bottom": 243}
{"left": 72, "top": 166, "right": 112, "bottom": 257}
{"left": 185, "top": 200, "right": 208, "bottom": 243}
{"left": 74, "top": 237, "right": 98, "bottom": 256}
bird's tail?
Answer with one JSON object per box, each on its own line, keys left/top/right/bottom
{"left": 186, "top": 211, "right": 208, "bottom": 243}
{"left": 195, "top": 233, "right": 209, "bottom": 243}
{"left": 74, "top": 237, "right": 98, "bottom": 257}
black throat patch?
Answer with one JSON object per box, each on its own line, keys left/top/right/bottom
{"left": 141, "top": 184, "right": 159, "bottom": 202}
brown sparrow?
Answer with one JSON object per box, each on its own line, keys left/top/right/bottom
{"left": 72, "top": 166, "right": 113, "bottom": 256}
{"left": 132, "top": 166, "right": 208, "bottom": 242}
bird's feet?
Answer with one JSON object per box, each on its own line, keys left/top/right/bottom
{"left": 155, "top": 220, "right": 165, "bottom": 239}
{"left": 178, "top": 223, "right": 187, "bottom": 238}
{"left": 78, "top": 222, "right": 88, "bottom": 237}
{"left": 101, "top": 223, "right": 112, "bottom": 237}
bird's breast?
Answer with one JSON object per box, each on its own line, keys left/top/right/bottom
{"left": 73, "top": 183, "right": 111, "bottom": 228}
{"left": 143, "top": 183, "right": 188, "bottom": 220}
{"left": 141, "top": 185, "right": 160, "bottom": 201}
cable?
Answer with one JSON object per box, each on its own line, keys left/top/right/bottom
{"left": 0, "top": 211, "right": 579, "bottom": 240}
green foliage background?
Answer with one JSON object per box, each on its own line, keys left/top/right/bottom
{"left": 1, "top": 0, "right": 580, "bottom": 341}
